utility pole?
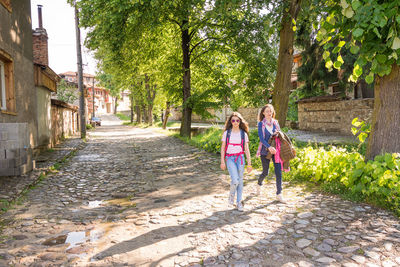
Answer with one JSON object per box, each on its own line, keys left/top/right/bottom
{"left": 92, "top": 77, "right": 95, "bottom": 118}
{"left": 74, "top": 2, "right": 86, "bottom": 138}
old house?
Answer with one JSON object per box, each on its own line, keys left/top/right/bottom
{"left": 1, "top": 1, "right": 79, "bottom": 176}
{"left": 0, "top": 0, "right": 36, "bottom": 176}
{"left": 60, "top": 71, "right": 114, "bottom": 117}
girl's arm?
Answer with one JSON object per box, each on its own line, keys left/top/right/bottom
{"left": 220, "top": 141, "right": 226, "bottom": 170}
{"left": 258, "top": 122, "right": 270, "bottom": 148}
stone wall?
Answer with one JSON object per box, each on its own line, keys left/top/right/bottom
{"left": 298, "top": 98, "right": 374, "bottom": 134}
{"left": 171, "top": 107, "right": 261, "bottom": 127}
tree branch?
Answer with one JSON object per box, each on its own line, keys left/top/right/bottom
{"left": 168, "top": 18, "right": 182, "bottom": 29}
{"left": 190, "top": 49, "right": 211, "bottom": 64}
{"left": 190, "top": 38, "right": 209, "bottom": 54}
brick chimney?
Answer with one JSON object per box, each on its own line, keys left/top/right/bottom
{"left": 32, "top": 5, "right": 49, "bottom": 66}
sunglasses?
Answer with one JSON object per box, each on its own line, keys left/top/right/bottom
{"left": 231, "top": 119, "right": 240, "bottom": 123}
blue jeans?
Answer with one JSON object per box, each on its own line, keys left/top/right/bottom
{"left": 226, "top": 154, "right": 245, "bottom": 204}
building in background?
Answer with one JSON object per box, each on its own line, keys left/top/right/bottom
{"left": 59, "top": 71, "right": 114, "bottom": 117}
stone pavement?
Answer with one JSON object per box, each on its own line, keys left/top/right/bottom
{"left": 0, "top": 137, "right": 85, "bottom": 206}
{"left": 0, "top": 118, "right": 400, "bottom": 266}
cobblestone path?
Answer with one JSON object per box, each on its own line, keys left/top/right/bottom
{"left": 1, "top": 122, "right": 400, "bottom": 267}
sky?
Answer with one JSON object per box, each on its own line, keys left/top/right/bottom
{"left": 30, "top": 0, "right": 97, "bottom": 75}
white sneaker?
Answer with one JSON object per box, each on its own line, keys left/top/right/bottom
{"left": 277, "top": 194, "right": 286, "bottom": 203}
{"left": 256, "top": 185, "right": 261, "bottom": 196}
{"left": 237, "top": 201, "right": 244, "bottom": 211}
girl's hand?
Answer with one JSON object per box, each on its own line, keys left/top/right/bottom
{"left": 247, "top": 165, "right": 252, "bottom": 173}
{"left": 220, "top": 162, "right": 226, "bottom": 170}
{"left": 269, "top": 147, "right": 276, "bottom": 154}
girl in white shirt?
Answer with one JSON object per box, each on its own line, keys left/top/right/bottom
{"left": 220, "top": 112, "right": 252, "bottom": 211}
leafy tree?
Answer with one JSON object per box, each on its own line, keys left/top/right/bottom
{"left": 295, "top": 5, "right": 359, "bottom": 98}
{"left": 56, "top": 79, "right": 78, "bottom": 104}
{"left": 271, "top": 0, "right": 302, "bottom": 127}
{"left": 318, "top": 0, "right": 400, "bottom": 160}
{"left": 75, "top": 0, "right": 276, "bottom": 137}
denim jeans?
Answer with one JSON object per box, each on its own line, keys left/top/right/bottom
{"left": 257, "top": 155, "right": 282, "bottom": 195}
{"left": 226, "top": 154, "right": 245, "bottom": 205}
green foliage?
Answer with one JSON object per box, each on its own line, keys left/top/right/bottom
{"left": 287, "top": 144, "right": 400, "bottom": 215}
{"left": 351, "top": 117, "right": 371, "bottom": 144}
{"left": 317, "top": 0, "right": 400, "bottom": 84}
{"left": 287, "top": 91, "right": 299, "bottom": 121}
{"left": 86, "top": 124, "right": 93, "bottom": 130}
{"left": 56, "top": 79, "right": 78, "bottom": 104}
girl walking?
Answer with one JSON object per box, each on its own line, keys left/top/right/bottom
{"left": 256, "top": 104, "right": 285, "bottom": 203}
{"left": 220, "top": 112, "right": 252, "bottom": 211}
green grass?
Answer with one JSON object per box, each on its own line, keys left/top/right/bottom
{"left": 154, "top": 121, "right": 181, "bottom": 128}
{"left": 116, "top": 113, "right": 131, "bottom": 121}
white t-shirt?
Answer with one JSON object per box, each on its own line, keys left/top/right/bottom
{"left": 222, "top": 130, "right": 249, "bottom": 154}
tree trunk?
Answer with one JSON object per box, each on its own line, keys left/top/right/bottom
{"left": 136, "top": 105, "right": 141, "bottom": 123}
{"left": 163, "top": 101, "right": 171, "bottom": 129}
{"left": 130, "top": 94, "right": 134, "bottom": 123}
{"left": 272, "top": 0, "right": 302, "bottom": 127}
{"left": 366, "top": 64, "right": 400, "bottom": 160}
{"left": 179, "top": 19, "right": 192, "bottom": 138}
{"left": 142, "top": 104, "right": 147, "bottom": 123}
{"left": 113, "top": 96, "right": 118, "bottom": 114}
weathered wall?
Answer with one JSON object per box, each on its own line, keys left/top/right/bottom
{"left": 0, "top": 0, "right": 37, "bottom": 175}
{"left": 298, "top": 98, "right": 374, "bottom": 134}
{"left": 36, "top": 86, "right": 51, "bottom": 149}
{"left": 50, "top": 100, "right": 78, "bottom": 147}
{"left": 0, "top": 0, "right": 38, "bottom": 147}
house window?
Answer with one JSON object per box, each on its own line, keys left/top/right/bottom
{"left": 0, "top": 49, "right": 15, "bottom": 113}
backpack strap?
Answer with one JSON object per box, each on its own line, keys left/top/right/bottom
{"left": 225, "top": 129, "right": 232, "bottom": 154}
{"left": 225, "top": 128, "right": 245, "bottom": 164}
{"left": 240, "top": 129, "right": 245, "bottom": 152}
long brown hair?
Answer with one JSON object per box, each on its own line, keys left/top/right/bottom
{"left": 224, "top": 112, "right": 249, "bottom": 135}
{"left": 258, "top": 104, "right": 276, "bottom": 122}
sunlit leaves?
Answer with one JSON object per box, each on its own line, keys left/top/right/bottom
{"left": 318, "top": 0, "right": 400, "bottom": 86}
{"left": 392, "top": 37, "right": 400, "bottom": 50}
{"left": 351, "top": 0, "right": 362, "bottom": 11}
{"left": 365, "top": 72, "right": 374, "bottom": 84}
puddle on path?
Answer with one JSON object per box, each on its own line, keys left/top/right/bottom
{"left": 88, "top": 200, "right": 104, "bottom": 208}
{"left": 42, "top": 229, "right": 104, "bottom": 249}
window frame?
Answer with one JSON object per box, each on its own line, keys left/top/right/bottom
{"left": 0, "top": 0, "right": 12, "bottom": 12}
{"left": 0, "top": 60, "right": 6, "bottom": 110}
{"left": 0, "top": 49, "right": 16, "bottom": 115}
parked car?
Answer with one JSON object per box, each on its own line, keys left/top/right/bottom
{"left": 90, "top": 117, "right": 101, "bottom": 126}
